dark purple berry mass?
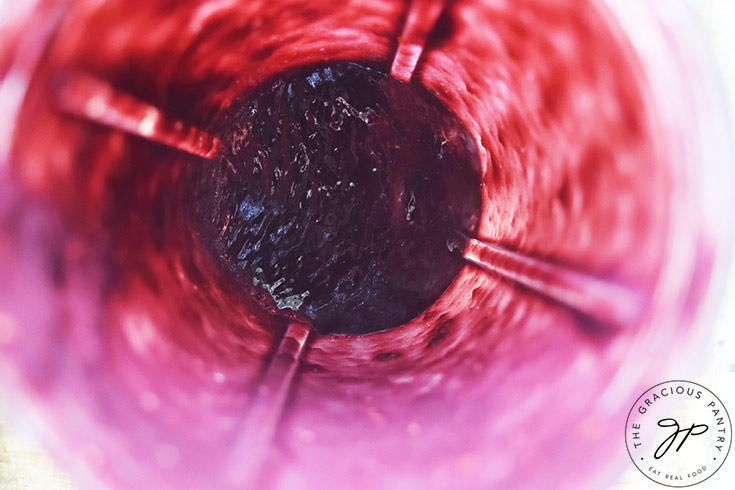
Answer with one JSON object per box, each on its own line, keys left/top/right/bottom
{"left": 193, "top": 62, "right": 482, "bottom": 335}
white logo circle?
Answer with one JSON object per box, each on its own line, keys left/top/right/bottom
{"left": 625, "top": 380, "right": 732, "bottom": 487}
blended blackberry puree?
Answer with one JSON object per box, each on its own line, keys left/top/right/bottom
{"left": 194, "top": 62, "right": 482, "bottom": 335}
{"left": 0, "top": 1, "right": 726, "bottom": 490}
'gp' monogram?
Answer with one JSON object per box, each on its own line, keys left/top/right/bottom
{"left": 654, "top": 418, "right": 709, "bottom": 459}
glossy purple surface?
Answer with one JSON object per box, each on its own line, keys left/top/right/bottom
{"left": 193, "top": 62, "right": 481, "bottom": 335}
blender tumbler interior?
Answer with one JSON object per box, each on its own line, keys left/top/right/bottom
{"left": 1, "top": 0, "right": 717, "bottom": 489}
